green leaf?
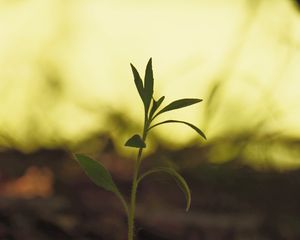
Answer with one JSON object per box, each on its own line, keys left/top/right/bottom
{"left": 138, "top": 167, "right": 191, "bottom": 211}
{"left": 156, "top": 98, "right": 202, "bottom": 116}
{"left": 144, "top": 58, "right": 154, "bottom": 113}
{"left": 156, "top": 96, "right": 165, "bottom": 109}
{"left": 130, "top": 63, "right": 145, "bottom": 104}
{"left": 149, "top": 96, "right": 165, "bottom": 120}
{"left": 149, "top": 120, "right": 206, "bottom": 140}
{"left": 74, "top": 154, "right": 119, "bottom": 193}
{"left": 125, "top": 134, "right": 146, "bottom": 148}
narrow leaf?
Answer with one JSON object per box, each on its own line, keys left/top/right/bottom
{"left": 138, "top": 167, "right": 191, "bottom": 211}
{"left": 156, "top": 96, "right": 165, "bottom": 109}
{"left": 130, "top": 63, "right": 145, "bottom": 104}
{"left": 149, "top": 96, "right": 165, "bottom": 120}
{"left": 74, "top": 154, "right": 119, "bottom": 193}
{"left": 156, "top": 98, "right": 202, "bottom": 116}
{"left": 144, "top": 58, "right": 154, "bottom": 113}
{"left": 125, "top": 134, "right": 146, "bottom": 148}
{"left": 149, "top": 120, "right": 206, "bottom": 140}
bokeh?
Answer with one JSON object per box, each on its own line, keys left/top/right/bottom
{"left": 0, "top": 0, "right": 300, "bottom": 239}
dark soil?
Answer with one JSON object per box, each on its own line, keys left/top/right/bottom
{"left": 0, "top": 148, "right": 300, "bottom": 240}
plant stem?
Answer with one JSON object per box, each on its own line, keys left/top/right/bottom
{"left": 128, "top": 148, "right": 143, "bottom": 240}
{"left": 128, "top": 114, "right": 149, "bottom": 240}
{"left": 116, "top": 191, "right": 129, "bottom": 216}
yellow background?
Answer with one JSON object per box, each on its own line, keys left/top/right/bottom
{"left": 0, "top": 0, "right": 299, "bottom": 168}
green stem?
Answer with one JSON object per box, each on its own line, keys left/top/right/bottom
{"left": 128, "top": 114, "right": 149, "bottom": 240}
{"left": 128, "top": 148, "right": 143, "bottom": 240}
{"left": 116, "top": 191, "right": 129, "bottom": 216}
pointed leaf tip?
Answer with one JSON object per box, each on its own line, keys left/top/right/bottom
{"left": 149, "top": 120, "right": 206, "bottom": 140}
{"left": 130, "top": 63, "right": 145, "bottom": 104}
{"left": 125, "top": 134, "right": 146, "bottom": 148}
{"left": 74, "top": 154, "right": 119, "bottom": 193}
{"left": 144, "top": 58, "right": 154, "bottom": 113}
{"left": 157, "top": 98, "right": 202, "bottom": 116}
{"left": 149, "top": 96, "right": 165, "bottom": 119}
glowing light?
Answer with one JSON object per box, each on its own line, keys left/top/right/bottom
{"left": 0, "top": 0, "right": 299, "bottom": 169}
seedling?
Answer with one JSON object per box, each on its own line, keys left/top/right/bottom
{"left": 74, "top": 58, "right": 206, "bottom": 240}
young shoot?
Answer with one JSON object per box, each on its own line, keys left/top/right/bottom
{"left": 74, "top": 58, "right": 206, "bottom": 240}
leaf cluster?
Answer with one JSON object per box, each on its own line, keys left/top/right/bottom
{"left": 73, "top": 58, "right": 206, "bottom": 235}
{"left": 125, "top": 58, "right": 206, "bottom": 148}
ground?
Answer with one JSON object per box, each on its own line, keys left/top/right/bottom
{"left": 0, "top": 147, "right": 300, "bottom": 240}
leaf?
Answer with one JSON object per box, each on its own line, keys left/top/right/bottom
{"left": 156, "top": 98, "right": 202, "bottom": 116}
{"left": 74, "top": 154, "right": 119, "bottom": 193}
{"left": 138, "top": 167, "right": 191, "bottom": 211}
{"left": 144, "top": 58, "right": 154, "bottom": 113}
{"left": 130, "top": 63, "right": 145, "bottom": 104}
{"left": 149, "top": 120, "right": 206, "bottom": 140}
{"left": 149, "top": 96, "right": 165, "bottom": 120}
{"left": 156, "top": 96, "right": 165, "bottom": 109}
{"left": 125, "top": 134, "right": 146, "bottom": 148}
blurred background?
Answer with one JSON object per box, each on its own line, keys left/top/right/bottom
{"left": 0, "top": 0, "right": 300, "bottom": 239}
